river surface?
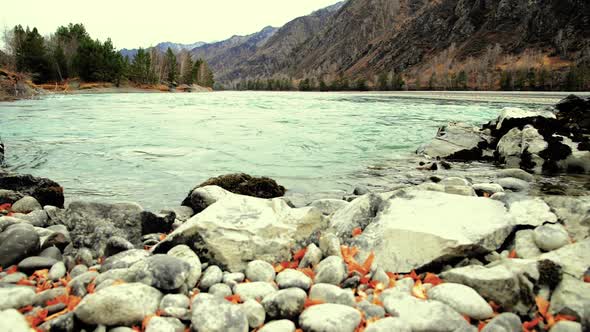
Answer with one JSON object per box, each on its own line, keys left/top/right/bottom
{"left": 0, "top": 91, "right": 578, "bottom": 210}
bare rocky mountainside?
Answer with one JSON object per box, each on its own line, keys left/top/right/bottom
{"left": 180, "top": 0, "right": 590, "bottom": 89}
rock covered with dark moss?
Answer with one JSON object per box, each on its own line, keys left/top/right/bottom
{"left": 181, "top": 173, "right": 286, "bottom": 213}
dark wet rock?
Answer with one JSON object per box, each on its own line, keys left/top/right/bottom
{"left": 0, "top": 174, "right": 64, "bottom": 208}
{"left": 191, "top": 293, "right": 248, "bottom": 332}
{"left": 74, "top": 283, "right": 162, "bottom": 326}
{"left": 261, "top": 287, "right": 307, "bottom": 320}
{"left": 41, "top": 231, "right": 70, "bottom": 252}
{"left": 104, "top": 236, "right": 135, "bottom": 257}
{"left": 101, "top": 249, "right": 149, "bottom": 271}
{"left": 353, "top": 186, "right": 369, "bottom": 196}
{"left": 537, "top": 259, "right": 563, "bottom": 289}
{"left": 141, "top": 210, "right": 175, "bottom": 235}
{"left": 57, "top": 201, "right": 143, "bottom": 257}
{"left": 181, "top": 173, "right": 285, "bottom": 213}
{"left": 554, "top": 95, "right": 590, "bottom": 140}
{"left": 18, "top": 256, "right": 58, "bottom": 274}
{"left": 0, "top": 223, "right": 40, "bottom": 268}
{"left": 130, "top": 254, "right": 191, "bottom": 291}
{"left": 38, "top": 311, "right": 75, "bottom": 332}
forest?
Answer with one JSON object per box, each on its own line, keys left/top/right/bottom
{"left": 0, "top": 24, "right": 214, "bottom": 88}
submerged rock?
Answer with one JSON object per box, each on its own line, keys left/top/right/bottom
{"left": 154, "top": 187, "right": 325, "bottom": 272}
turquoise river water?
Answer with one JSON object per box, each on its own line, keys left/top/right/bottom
{"left": 0, "top": 91, "right": 550, "bottom": 210}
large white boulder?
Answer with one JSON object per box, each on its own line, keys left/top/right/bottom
{"left": 345, "top": 189, "right": 515, "bottom": 272}
{"left": 153, "top": 186, "right": 325, "bottom": 272}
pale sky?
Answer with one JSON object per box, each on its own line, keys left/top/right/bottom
{"left": 1, "top": 0, "right": 342, "bottom": 50}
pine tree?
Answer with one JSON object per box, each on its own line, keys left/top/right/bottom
{"left": 377, "top": 72, "right": 389, "bottom": 91}
{"left": 181, "top": 56, "right": 194, "bottom": 85}
{"left": 164, "top": 47, "right": 178, "bottom": 84}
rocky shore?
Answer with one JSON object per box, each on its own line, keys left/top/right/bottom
{"left": 0, "top": 96, "right": 589, "bottom": 332}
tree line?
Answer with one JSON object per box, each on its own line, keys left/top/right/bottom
{"left": 1, "top": 23, "right": 214, "bottom": 88}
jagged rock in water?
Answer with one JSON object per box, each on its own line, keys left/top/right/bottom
{"left": 420, "top": 122, "right": 491, "bottom": 161}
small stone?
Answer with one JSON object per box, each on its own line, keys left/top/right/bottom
{"left": 262, "top": 287, "right": 307, "bottom": 319}
{"left": 299, "top": 243, "right": 322, "bottom": 268}
{"left": 11, "top": 196, "right": 42, "bottom": 213}
{"left": 319, "top": 234, "right": 342, "bottom": 257}
{"left": 39, "top": 246, "right": 62, "bottom": 261}
{"left": 427, "top": 283, "right": 494, "bottom": 320}
{"left": 549, "top": 321, "right": 583, "bottom": 332}
{"left": 68, "top": 271, "right": 99, "bottom": 297}
{"left": 314, "top": 256, "right": 346, "bottom": 285}
{"left": 33, "top": 287, "right": 68, "bottom": 306}
{"left": 0, "top": 223, "right": 40, "bottom": 268}
{"left": 145, "top": 316, "right": 185, "bottom": 332}
{"left": 309, "top": 283, "right": 355, "bottom": 306}
{"left": 159, "top": 294, "right": 190, "bottom": 319}
{"left": 299, "top": 304, "right": 362, "bottom": 332}
{"left": 0, "top": 287, "right": 35, "bottom": 310}
{"left": 233, "top": 282, "right": 277, "bottom": 301}
{"left": 222, "top": 272, "right": 245, "bottom": 286}
{"left": 74, "top": 283, "right": 162, "bottom": 325}
{"left": 514, "top": 230, "right": 542, "bottom": 258}
{"left": 0, "top": 309, "right": 31, "bottom": 332}
{"left": 473, "top": 183, "right": 504, "bottom": 196}
{"left": 356, "top": 300, "right": 386, "bottom": 320}
{"left": 382, "top": 293, "right": 467, "bottom": 331}
{"left": 241, "top": 299, "right": 266, "bottom": 329}
{"left": 276, "top": 269, "right": 312, "bottom": 290}
{"left": 141, "top": 210, "right": 175, "bottom": 235}
{"left": 0, "top": 272, "right": 27, "bottom": 284}
{"left": 534, "top": 224, "right": 570, "bottom": 251}
{"left": 191, "top": 293, "right": 248, "bottom": 332}
{"left": 75, "top": 248, "right": 94, "bottom": 266}
{"left": 70, "top": 265, "right": 89, "bottom": 279}
{"left": 48, "top": 261, "right": 67, "bottom": 281}
{"left": 101, "top": 249, "right": 149, "bottom": 271}
{"left": 199, "top": 265, "right": 223, "bottom": 291}
{"left": 104, "top": 236, "right": 135, "bottom": 257}
{"left": 131, "top": 254, "right": 191, "bottom": 291}
{"left": 18, "top": 256, "right": 58, "bottom": 274}
{"left": 209, "top": 283, "right": 233, "bottom": 297}
{"left": 167, "top": 244, "right": 201, "bottom": 289}
{"left": 365, "top": 317, "right": 411, "bottom": 332}
{"left": 371, "top": 267, "right": 390, "bottom": 286}
{"left": 38, "top": 311, "right": 75, "bottom": 332}
{"left": 246, "top": 260, "right": 276, "bottom": 282}
{"left": 480, "top": 312, "right": 522, "bottom": 332}
{"left": 496, "top": 177, "right": 529, "bottom": 192}
{"left": 259, "top": 320, "right": 296, "bottom": 332}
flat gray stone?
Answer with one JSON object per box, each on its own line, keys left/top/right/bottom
{"left": 534, "top": 224, "right": 570, "bottom": 251}
{"left": 191, "top": 293, "right": 248, "bottom": 332}
{"left": 240, "top": 299, "right": 265, "bottom": 329}
{"left": 276, "top": 269, "right": 312, "bottom": 290}
{"left": 0, "top": 287, "right": 35, "bottom": 310}
{"left": 427, "top": 283, "right": 494, "bottom": 320}
{"left": 261, "top": 287, "right": 307, "bottom": 319}
{"left": 233, "top": 281, "right": 277, "bottom": 301}
{"left": 309, "top": 283, "right": 355, "bottom": 307}
{"left": 314, "top": 256, "right": 346, "bottom": 285}
{"left": 245, "top": 260, "right": 276, "bottom": 282}
{"left": 259, "top": 320, "right": 296, "bottom": 332}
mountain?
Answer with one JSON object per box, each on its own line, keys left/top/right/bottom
{"left": 120, "top": 41, "right": 207, "bottom": 59}
{"left": 189, "top": 26, "right": 279, "bottom": 80}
